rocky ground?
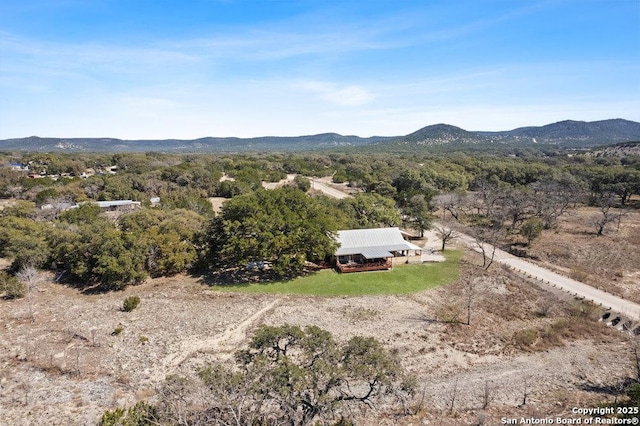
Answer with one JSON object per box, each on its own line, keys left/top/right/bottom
{"left": 1, "top": 202, "right": 638, "bottom": 425}
{"left": 0, "top": 248, "right": 635, "bottom": 425}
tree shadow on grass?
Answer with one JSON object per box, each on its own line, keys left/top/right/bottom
{"left": 55, "top": 276, "right": 113, "bottom": 295}
{"left": 54, "top": 270, "right": 134, "bottom": 295}
{"left": 196, "top": 265, "right": 323, "bottom": 288}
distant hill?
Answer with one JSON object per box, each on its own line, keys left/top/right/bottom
{"left": 0, "top": 134, "right": 391, "bottom": 153}
{"left": 387, "top": 124, "right": 485, "bottom": 146}
{"left": 379, "top": 119, "right": 640, "bottom": 150}
{"left": 1, "top": 119, "right": 639, "bottom": 153}
{"left": 478, "top": 119, "right": 640, "bottom": 147}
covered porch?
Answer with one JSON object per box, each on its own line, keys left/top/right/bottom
{"left": 334, "top": 227, "right": 424, "bottom": 273}
{"left": 336, "top": 252, "right": 393, "bottom": 273}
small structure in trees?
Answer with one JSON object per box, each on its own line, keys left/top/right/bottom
{"left": 334, "top": 227, "right": 422, "bottom": 273}
{"left": 40, "top": 199, "right": 142, "bottom": 212}
{"left": 90, "top": 200, "right": 142, "bottom": 212}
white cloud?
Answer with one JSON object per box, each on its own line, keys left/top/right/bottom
{"left": 120, "top": 96, "right": 178, "bottom": 118}
{"left": 294, "top": 81, "right": 376, "bottom": 106}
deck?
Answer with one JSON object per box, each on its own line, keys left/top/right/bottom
{"left": 336, "top": 259, "right": 392, "bottom": 273}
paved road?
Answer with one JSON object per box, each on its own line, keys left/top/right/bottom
{"left": 449, "top": 225, "right": 640, "bottom": 321}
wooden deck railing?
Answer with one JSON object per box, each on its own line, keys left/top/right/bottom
{"left": 336, "top": 259, "right": 392, "bottom": 273}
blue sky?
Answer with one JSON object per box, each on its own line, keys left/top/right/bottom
{"left": 0, "top": 0, "right": 638, "bottom": 139}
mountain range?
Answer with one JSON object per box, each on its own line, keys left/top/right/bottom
{"left": 1, "top": 119, "right": 639, "bottom": 153}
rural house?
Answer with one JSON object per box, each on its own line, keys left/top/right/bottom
{"left": 334, "top": 227, "right": 423, "bottom": 273}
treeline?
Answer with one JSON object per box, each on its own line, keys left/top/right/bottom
{"left": 0, "top": 203, "right": 206, "bottom": 290}
{"left": 1, "top": 151, "right": 639, "bottom": 290}
{"left": 2, "top": 151, "right": 639, "bottom": 206}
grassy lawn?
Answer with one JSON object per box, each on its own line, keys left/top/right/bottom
{"left": 213, "top": 250, "right": 463, "bottom": 296}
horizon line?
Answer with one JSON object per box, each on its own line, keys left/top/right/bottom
{"left": 1, "top": 117, "right": 636, "bottom": 141}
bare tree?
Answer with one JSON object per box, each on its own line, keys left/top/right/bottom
{"left": 16, "top": 265, "right": 42, "bottom": 322}
{"left": 470, "top": 224, "right": 503, "bottom": 270}
{"left": 73, "top": 344, "right": 81, "bottom": 377}
{"left": 615, "top": 207, "right": 629, "bottom": 232}
{"left": 530, "top": 175, "right": 585, "bottom": 229}
{"left": 521, "top": 377, "right": 529, "bottom": 406}
{"left": 433, "top": 223, "right": 459, "bottom": 251}
{"left": 501, "top": 187, "right": 536, "bottom": 231}
{"left": 480, "top": 380, "right": 494, "bottom": 409}
{"left": 20, "top": 375, "right": 32, "bottom": 406}
{"left": 434, "top": 192, "right": 468, "bottom": 221}
{"left": 592, "top": 194, "right": 622, "bottom": 236}
{"left": 473, "top": 179, "right": 500, "bottom": 217}
{"left": 448, "top": 378, "right": 459, "bottom": 414}
{"left": 463, "top": 278, "right": 480, "bottom": 326}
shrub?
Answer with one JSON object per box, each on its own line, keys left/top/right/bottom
{"left": 0, "top": 272, "right": 26, "bottom": 299}
{"left": 112, "top": 326, "right": 123, "bottom": 336}
{"left": 535, "top": 298, "right": 553, "bottom": 317}
{"left": 512, "top": 328, "right": 537, "bottom": 348}
{"left": 122, "top": 295, "right": 140, "bottom": 312}
{"left": 346, "top": 307, "right": 380, "bottom": 321}
{"left": 435, "top": 302, "right": 462, "bottom": 324}
{"left": 569, "top": 268, "right": 589, "bottom": 282}
{"left": 569, "top": 300, "right": 599, "bottom": 320}
{"left": 520, "top": 217, "right": 543, "bottom": 245}
{"left": 293, "top": 175, "right": 311, "bottom": 192}
{"left": 539, "top": 319, "right": 568, "bottom": 346}
{"left": 99, "top": 401, "right": 157, "bottom": 426}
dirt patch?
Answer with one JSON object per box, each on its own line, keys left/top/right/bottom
{"left": 207, "top": 197, "right": 227, "bottom": 214}
{"left": 0, "top": 198, "right": 16, "bottom": 210}
{"left": 0, "top": 265, "right": 632, "bottom": 424}
{"left": 0, "top": 258, "right": 635, "bottom": 425}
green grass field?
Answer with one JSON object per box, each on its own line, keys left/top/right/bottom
{"left": 213, "top": 250, "right": 463, "bottom": 296}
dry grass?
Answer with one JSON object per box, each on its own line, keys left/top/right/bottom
{"left": 0, "top": 250, "right": 635, "bottom": 425}
{"left": 530, "top": 207, "right": 640, "bottom": 303}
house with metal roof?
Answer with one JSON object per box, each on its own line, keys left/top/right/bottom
{"left": 334, "top": 227, "right": 423, "bottom": 273}
{"left": 94, "top": 200, "right": 141, "bottom": 210}
{"left": 67, "top": 200, "right": 142, "bottom": 211}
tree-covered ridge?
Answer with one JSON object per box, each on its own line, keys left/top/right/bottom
{"left": 2, "top": 119, "right": 639, "bottom": 153}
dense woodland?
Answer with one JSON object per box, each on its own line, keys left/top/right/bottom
{"left": 1, "top": 150, "right": 639, "bottom": 291}
{"left": 1, "top": 150, "right": 640, "bottom": 424}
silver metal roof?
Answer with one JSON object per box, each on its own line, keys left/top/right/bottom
{"left": 336, "top": 227, "right": 422, "bottom": 257}
{"left": 95, "top": 200, "right": 141, "bottom": 208}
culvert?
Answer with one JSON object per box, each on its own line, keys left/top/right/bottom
{"left": 622, "top": 320, "right": 633, "bottom": 331}
{"left": 601, "top": 312, "right": 611, "bottom": 322}
{"left": 610, "top": 317, "right": 621, "bottom": 327}
{"left": 634, "top": 327, "right": 640, "bottom": 336}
